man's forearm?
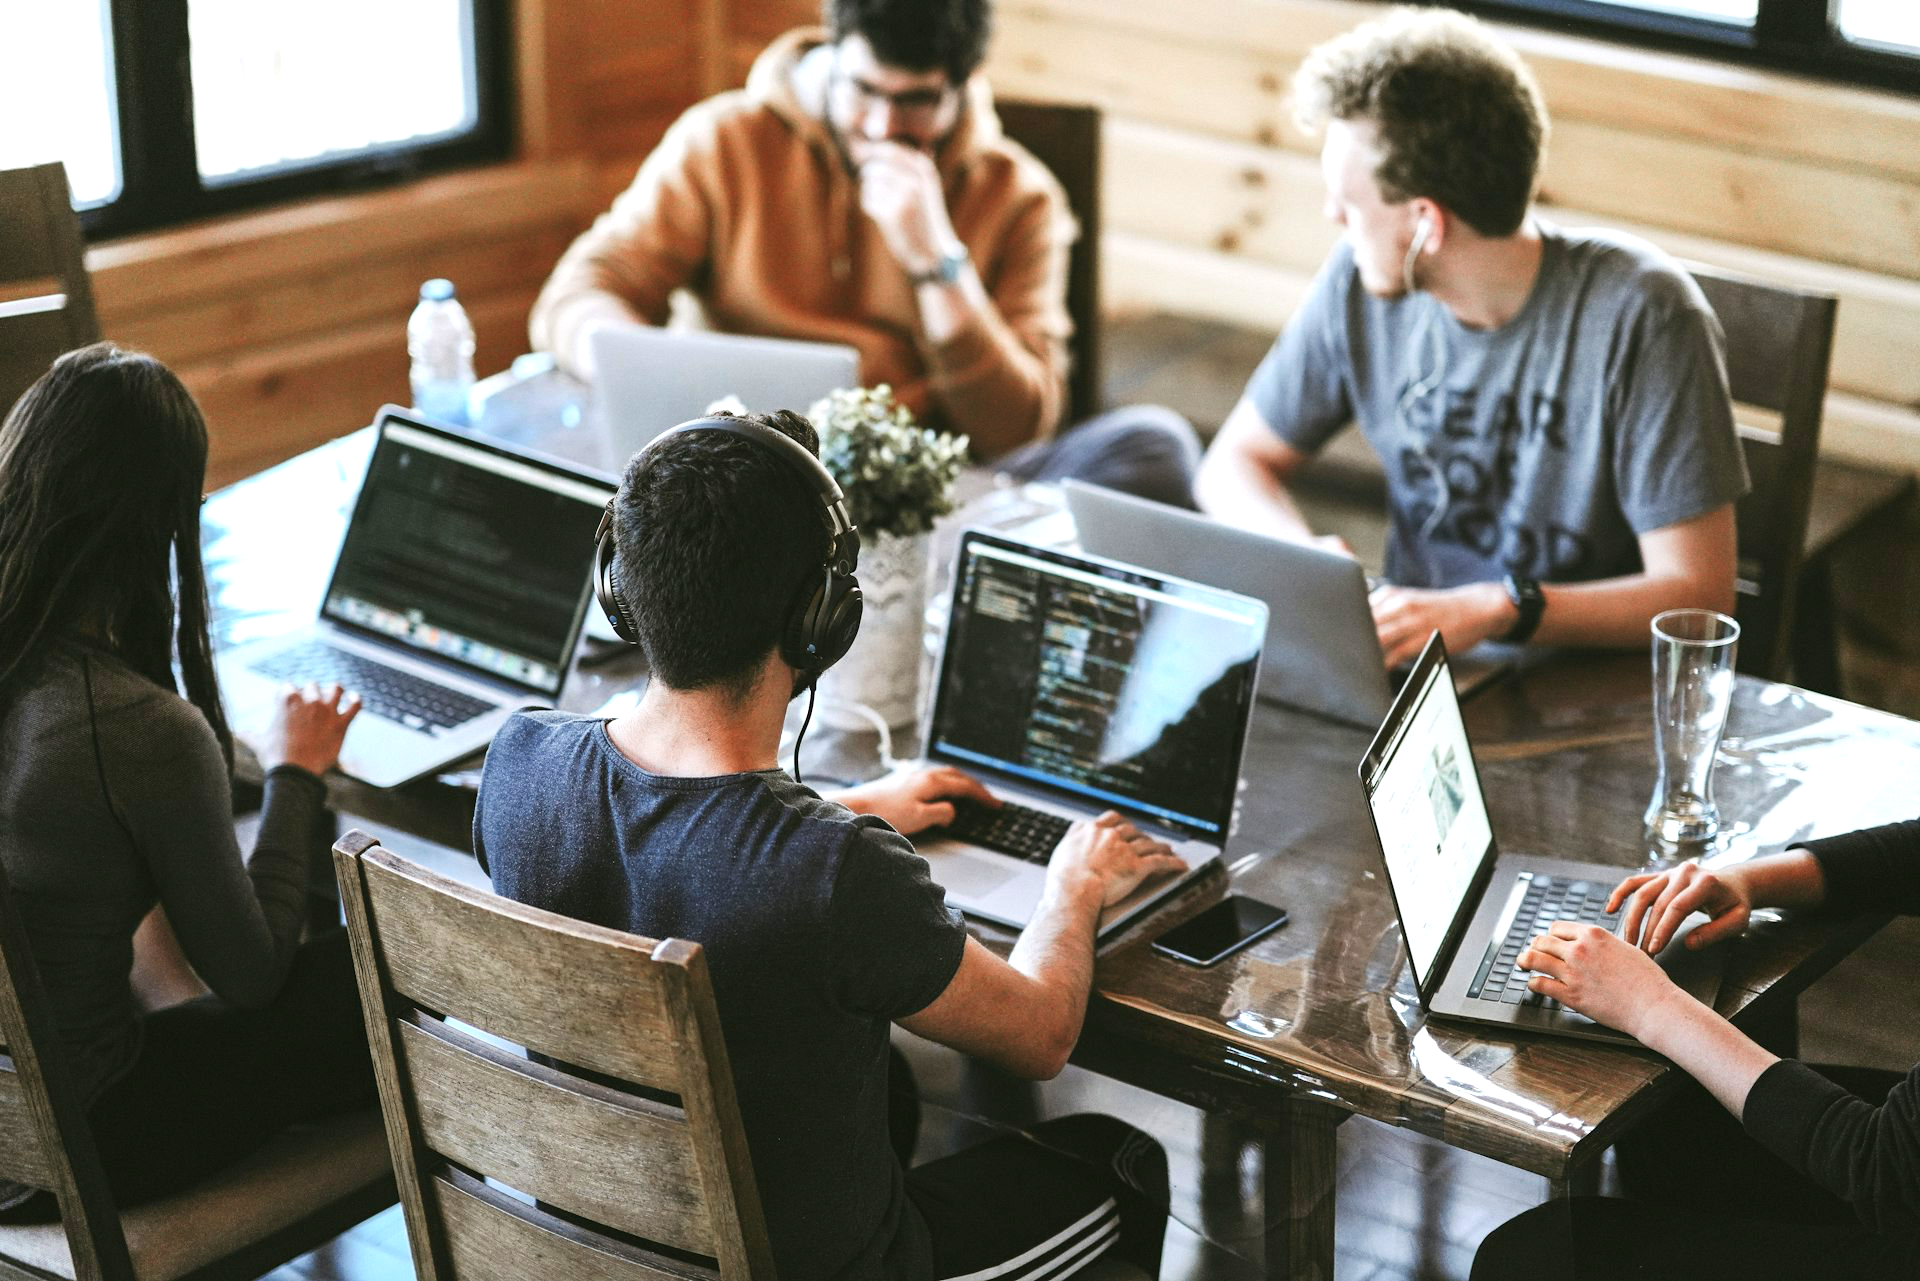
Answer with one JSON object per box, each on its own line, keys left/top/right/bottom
{"left": 1193, "top": 451, "right": 1319, "bottom": 544}
{"left": 1003, "top": 878, "right": 1105, "bottom": 1074}
{"left": 918, "top": 275, "right": 1063, "bottom": 457}
{"left": 1530, "top": 570, "right": 1734, "bottom": 649}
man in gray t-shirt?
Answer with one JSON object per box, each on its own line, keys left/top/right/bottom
{"left": 1196, "top": 9, "right": 1747, "bottom": 668}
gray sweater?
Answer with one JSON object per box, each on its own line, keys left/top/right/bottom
{"left": 0, "top": 641, "right": 323, "bottom": 1105}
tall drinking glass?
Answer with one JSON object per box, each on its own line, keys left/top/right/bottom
{"left": 1645, "top": 608, "right": 1740, "bottom": 846}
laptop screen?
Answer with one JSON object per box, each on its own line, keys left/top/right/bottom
{"left": 925, "top": 533, "right": 1266, "bottom": 841}
{"left": 1359, "top": 642, "right": 1496, "bottom": 992}
{"left": 321, "top": 418, "right": 611, "bottom": 696}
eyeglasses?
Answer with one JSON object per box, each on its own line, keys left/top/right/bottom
{"left": 834, "top": 70, "right": 955, "bottom": 125}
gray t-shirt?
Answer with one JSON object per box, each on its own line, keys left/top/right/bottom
{"left": 475, "top": 711, "right": 969, "bottom": 1281}
{"left": 1247, "top": 223, "right": 1749, "bottom": 588}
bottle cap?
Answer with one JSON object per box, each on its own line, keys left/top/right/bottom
{"left": 419, "top": 278, "right": 456, "bottom": 302}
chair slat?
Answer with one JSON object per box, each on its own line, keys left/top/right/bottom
{"left": 363, "top": 853, "right": 684, "bottom": 1090}
{"left": 395, "top": 1017, "right": 712, "bottom": 1256}
{"left": 430, "top": 1170, "right": 717, "bottom": 1281}
{"left": 0, "top": 1068, "right": 55, "bottom": 1189}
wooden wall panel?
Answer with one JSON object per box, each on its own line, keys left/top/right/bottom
{"left": 978, "top": 0, "right": 1920, "bottom": 471}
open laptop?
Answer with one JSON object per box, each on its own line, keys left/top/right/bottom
{"left": 911, "top": 530, "right": 1268, "bottom": 939}
{"left": 217, "top": 408, "right": 612, "bottom": 789}
{"left": 589, "top": 324, "right": 859, "bottom": 465}
{"left": 1064, "top": 480, "right": 1391, "bottom": 726}
{"left": 1358, "top": 632, "right": 1722, "bottom": 1042}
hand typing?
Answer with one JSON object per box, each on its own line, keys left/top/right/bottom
{"left": 263, "top": 682, "right": 361, "bottom": 777}
{"left": 1046, "top": 811, "right": 1186, "bottom": 909}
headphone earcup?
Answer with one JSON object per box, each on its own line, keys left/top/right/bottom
{"left": 783, "top": 569, "right": 862, "bottom": 674}
{"left": 593, "top": 505, "right": 640, "bottom": 645}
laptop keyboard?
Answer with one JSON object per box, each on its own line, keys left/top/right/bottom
{"left": 1467, "top": 874, "right": 1622, "bottom": 1007}
{"left": 250, "top": 642, "right": 494, "bottom": 733}
{"left": 941, "top": 799, "right": 1073, "bottom": 864}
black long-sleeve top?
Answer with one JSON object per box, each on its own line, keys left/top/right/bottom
{"left": 1742, "top": 819, "right": 1920, "bottom": 1238}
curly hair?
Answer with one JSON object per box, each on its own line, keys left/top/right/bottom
{"left": 1292, "top": 7, "right": 1548, "bottom": 237}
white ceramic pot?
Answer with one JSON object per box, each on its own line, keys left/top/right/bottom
{"left": 816, "top": 529, "right": 932, "bottom": 730}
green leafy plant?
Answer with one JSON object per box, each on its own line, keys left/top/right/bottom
{"left": 807, "top": 385, "right": 969, "bottom": 539}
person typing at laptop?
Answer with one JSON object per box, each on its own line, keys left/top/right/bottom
{"left": 1193, "top": 8, "right": 1746, "bottom": 669}
{"left": 473, "top": 409, "right": 1174, "bottom": 1279}
{"left": 529, "top": 0, "right": 1201, "bottom": 509}
{"left": 0, "top": 346, "right": 377, "bottom": 1218}
{"left": 1472, "top": 820, "right": 1920, "bottom": 1279}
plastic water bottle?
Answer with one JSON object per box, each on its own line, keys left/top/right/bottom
{"left": 407, "top": 278, "right": 475, "bottom": 425}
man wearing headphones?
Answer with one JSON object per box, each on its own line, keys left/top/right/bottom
{"left": 1195, "top": 9, "right": 1748, "bottom": 668}
{"left": 473, "top": 411, "right": 1173, "bottom": 1280}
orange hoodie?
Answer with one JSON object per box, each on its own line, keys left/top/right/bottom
{"left": 529, "top": 29, "right": 1075, "bottom": 457}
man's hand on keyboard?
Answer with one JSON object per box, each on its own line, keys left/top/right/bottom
{"left": 832, "top": 765, "right": 1000, "bottom": 836}
{"left": 264, "top": 682, "right": 362, "bottom": 776}
{"left": 1047, "top": 812, "right": 1187, "bottom": 909}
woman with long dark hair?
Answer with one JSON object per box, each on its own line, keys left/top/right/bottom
{"left": 0, "top": 344, "right": 375, "bottom": 1215}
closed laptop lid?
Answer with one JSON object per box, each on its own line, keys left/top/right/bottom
{"left": 1062, "top": 480, "right": 1390, "bottom": 726}
{"left": 1357, "top": 633, "right": 1501, "bottom": 1001}
{"left": 318, "top": 409, "right": 612, "bottom": 697}
{"left": 925, "top": 530, "right": 1268, "bottom": 844}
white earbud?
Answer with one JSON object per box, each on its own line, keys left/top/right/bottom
{"left": 1401, "top": 213, "right": 1434, "bottom": 296}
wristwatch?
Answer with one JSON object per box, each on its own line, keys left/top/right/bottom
{"left": 908, "top": 243, "right": 970, "bottom": 287}
{"left": 1502, "top": 574, "right": 1546, "bottom": 644}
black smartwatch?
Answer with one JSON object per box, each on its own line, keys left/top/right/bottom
{"left": 1502, "top": 574, "right": 1545, "bottom": 643}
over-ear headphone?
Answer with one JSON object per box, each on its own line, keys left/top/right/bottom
{"left": 593, "top": 415, "right": 864, "bottom": 683}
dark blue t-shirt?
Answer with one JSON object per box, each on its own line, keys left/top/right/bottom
{"left": 474, "top": 711, "right": 968, "bottom": 1280}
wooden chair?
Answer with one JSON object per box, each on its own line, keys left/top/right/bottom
{"left": 0, "top": 163, "right": 100, "bottom": 417}
{"left": 0, "top": 861, "right": 393, "bottom": 1281}
{"left": 332, "top": 830, "right": 776, "bottom": 1280}
{"left": 1686, "top": 263, "right": 1837, "bottom": 683}
{"left": 996, "top": 99, "right": 1102, "bottom": 428}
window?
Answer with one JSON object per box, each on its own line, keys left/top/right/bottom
{"left": 1, "top": 0, "right": 510, "bottom": 238}
{"left": 1449, "top": 0, "right": 1920, "bottom": 92}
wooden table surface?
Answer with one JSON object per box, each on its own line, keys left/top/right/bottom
{"left": 207, "top": 417, "right": 1920, "bottom": 1278}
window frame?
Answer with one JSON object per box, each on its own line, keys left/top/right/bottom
{"left": 82, "top": 0, "right": 514, "bottom": 240}
{"left": 1440, "top": 0, "right": 1920, "bottom": 97}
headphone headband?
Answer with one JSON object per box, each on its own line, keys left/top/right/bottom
{"left": 636, "top": 416, "right": 858, "bottom": 572}
{"left": 593, "top": 414, "right": 864, "bottom": 682}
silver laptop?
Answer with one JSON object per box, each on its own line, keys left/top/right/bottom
{"left": 912, "top": 531, "right": 1268, "bottom": 940}
{"left": 1064, "top": 480, "right": 1391, "bottom": 727}
{"left": 218, "top": 409, "right": 612, "bottom": 788}
{"left": 588, "top": 324, "right": 859, "bottom": 466}
{"left": 1359, "top": 632, "right": 1722, "bottom": 1042}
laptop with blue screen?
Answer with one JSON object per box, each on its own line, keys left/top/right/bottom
{"left": 910, "top": 531, "right": 1268, "bottom": 939}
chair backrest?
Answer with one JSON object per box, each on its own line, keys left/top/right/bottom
{"left": 0, "top": 163, "right": 101, "bottom": 417}
{"left": 1685, "top": 263, "right": 1837, "bottom": 683}
{"left": 332, "top": 831, "right": 776, "bottom": 1281}
{"left": 995, "top": 99, "right": 1102, "bottom": 428}
{"left": 0, "top": 861, "right": 139, "bottom": 1281}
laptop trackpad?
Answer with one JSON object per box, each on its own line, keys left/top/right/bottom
{"left": 923, "top": 851, "right": 1021, "bottom": 900}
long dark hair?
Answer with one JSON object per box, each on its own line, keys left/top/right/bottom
{"left": 0, "top": 343, "right": 232, "bottom": 766}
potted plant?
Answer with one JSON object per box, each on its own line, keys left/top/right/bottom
{"left": 807, "top": 385, "right": 968, "bottom": 728}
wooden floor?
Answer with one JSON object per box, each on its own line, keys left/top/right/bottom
{"left": 260, "top": 311, "right": 1918, "bottom": 1280}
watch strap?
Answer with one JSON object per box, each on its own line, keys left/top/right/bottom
{"left": 1502, "top": 574, "right": 1546, "bottom": 644}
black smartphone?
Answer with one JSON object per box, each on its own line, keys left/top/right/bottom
{"left": 1150, "top": 895, "right": 1289, "bottom": 967}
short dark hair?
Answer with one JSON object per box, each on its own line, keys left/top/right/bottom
{"left": 1292, "top": 7, "right": 1548, "bottom": 237}
{"left": 613, "top": 411, "right": 828, "bottom": 699}
{"left": 824, "top": 0, "right": 993, "bottom": 84}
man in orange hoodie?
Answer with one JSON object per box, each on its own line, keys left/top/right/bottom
{"left": 531, "top": 0, "right": 1200, "bottom": 508}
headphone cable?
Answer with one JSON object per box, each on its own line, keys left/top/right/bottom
{"left": 791, "top": 679, "right": 817, "bottom": 786}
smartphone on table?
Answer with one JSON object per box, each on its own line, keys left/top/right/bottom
{"left": 1151, "top": 895, "right": 1289, "bottom": 967}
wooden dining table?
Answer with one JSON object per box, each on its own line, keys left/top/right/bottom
{"left": 205, "top": 410, "right": 1920, "bottom": 1280}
